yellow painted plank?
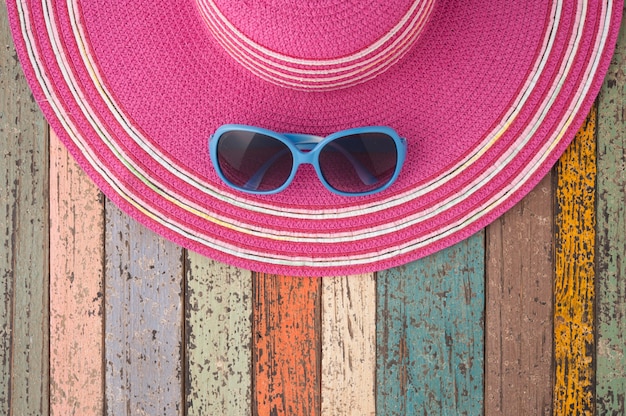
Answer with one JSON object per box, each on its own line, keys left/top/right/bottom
{"left": 49, "top": 131, "right": 105, "bottom": 415}
{"left": 553, "top": 105, "right": 597, "bottom": 415}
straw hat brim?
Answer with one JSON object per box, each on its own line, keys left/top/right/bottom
{"left": 7, "top": 0, "right": 623, "bottom": 275}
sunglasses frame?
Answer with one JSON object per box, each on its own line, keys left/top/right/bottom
{"left": 210, "top": 124, "right": 407, "bottom": 196}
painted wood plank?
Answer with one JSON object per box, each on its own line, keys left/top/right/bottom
{"left": 553, "top": 105, "right": 597, "bottom": 415}
{"left": 104, "top": 203, "right": 184, "bottom": 416}
{"left": 596, "top": 9, "right": 626, "bottom": 414}
{"left": 253, "top": 274, "right": 322, "bottom": 416}
{"left": 321, "top": 274, "right": 376, "bottom": 416}
{"left": 485, "top": 173, "right": 554, "bottom": 415}
{"left": 376, "top": 232, "right": 485, "bottom": 415}
{"left": 185, "top": 253, "right": 252, "bottom": 415}
{"left": 49, "top": 131, "right": 105, "bottom": 415}
{"left": 0, "top": 8, "right": 50, "bottom": 415}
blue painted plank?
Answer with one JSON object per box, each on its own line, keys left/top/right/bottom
{"left": 104, "top": 202, "right": 184, "bottom": 415}
{"left": 377, "top": 232, "right": 485, "bottom": 415}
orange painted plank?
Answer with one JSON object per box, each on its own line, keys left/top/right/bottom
{"left": 49, "top": 131, "right": 105, "bottom": 415}
{"left": 253, "top": 274, "right": 322, "bottom": 416}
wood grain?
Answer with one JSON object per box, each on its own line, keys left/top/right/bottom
{"left": 321, "top": 274, "right": 376, "bottom": 416}
{"left": 485, "top": 172, "right": 554, "bottom": 416}
{"left": 553, "top": 107, "right": 597, "bottom": 415}
{"left": 186, "top": 253, "right": 252, "bottom": 415}
{"left": 0, "top": 8, "right": 50, "bottom": 415}
{"left": 596, "top": 9, "right": 626, "bottom": 413}
{"left": 377, "top": 232, "right": 485, "bottom": 415}
{"left": 253, "top": 274, "right": 322, "bottom": 416}
{"left": 104, "top": 203, "right": 184, "bottom": 416}
{"left": 49, "top": 131, "right": 105, "bottom": 415}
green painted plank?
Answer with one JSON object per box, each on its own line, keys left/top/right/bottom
{"left": 185, "top": 253, "right": 252, "bottom": 415}
{"left": 376, "top": 232, "right": 485, "bottom": 415}
{"left": 0, "top": 7, "right": 49, "bottom": 416}
{"left": 596, "top": 6, "right": 626, "bottom": 414}
{"left": 104, "top": 202, "right": 184, "bottom": 415}
{"left": 485, "top": 173, "right": 554, "bottom": 415}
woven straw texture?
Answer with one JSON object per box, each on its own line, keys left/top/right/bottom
{"left": 7, "top": 0, "right": 623, "bottom": 275}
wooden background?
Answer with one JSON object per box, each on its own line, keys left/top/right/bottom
{"left": 1, "top": 5, "right": 626, "bottom": 415}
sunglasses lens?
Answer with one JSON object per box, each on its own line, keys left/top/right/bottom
{"left": 216, "top": 131, "right": 293, "bottom": 192}
{"left": 319, "top": 133, "right": 398, "bottom": 194}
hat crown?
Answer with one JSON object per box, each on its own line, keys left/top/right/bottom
{"left": 195, "top": 0, "right": 436, "bottom": 90}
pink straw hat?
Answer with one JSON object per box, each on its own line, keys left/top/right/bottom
{"left": 8, "top": 0, "right": 622, "bottom": 276}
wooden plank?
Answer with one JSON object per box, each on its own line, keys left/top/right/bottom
{"left": 185, "top": 253, "right": 252, "bottom": 415}
{"left": 0, "top": 7, "right": 50, "bottom": 415}
{"left": 49, "top": 131, "right": 105, "bottom": 415}
{"left": 553, "top": 106, "right": 597, "bottom": 415}
{"left": 485, "top": 173, "right": 554, "bottom": 415}
{"left": 596, "top": 10, "right": 626, "bottom": 414}
{"left": 253, "top": 274, "right": 322, "bottom": 416}
{"left": 104, "top": 203, "right": 184, "bottom": 416}
{"left": 321, "top": 274, "right": 376, "bottom": 416}
{"left": 376, "top": 232, "right": 484, "bottom": 415}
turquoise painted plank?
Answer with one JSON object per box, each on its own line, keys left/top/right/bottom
{"left": 596, "top": 5, "right": 626, "bottom": 414}
{"left": 0, "top": 7, "right": 50, "bottom": 415}
{"left": 377, "top": 232, "right": 485, "bottom": 415}
{"left": 104, "top": 202, "right": 184, "bottom": 415}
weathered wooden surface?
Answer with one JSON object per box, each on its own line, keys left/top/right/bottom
{"left": 596, "top": 8, "right": 626, "bottom": 414}
{"left": 49, "top": 131, "right": 105, "bottom": 416}
{"left": 4, "top": 3, "right": 626, "bottom": 415}
{"left": 485, "top": 172, "right": 554, "bottom": 416}
{"left": 0, "top": 9, "right": 49, "bottom": 415}
{"left": 186, "top": 253, "right": 252, "bottom": 415}
{"left": 253, "top": 274, "right": 322, "bottom": 416}
{"left": 553, "top": 106, "right": 597, "bottom": 415}
{"left": 104, "top": 203, "right": 184, "bottom": 416}
{"left": 321, "top": 274, "right": 376, "bottom": 416}
{"left": 377, "top": 232, "right": 485, "bottom": 415}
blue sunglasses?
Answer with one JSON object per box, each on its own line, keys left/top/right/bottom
{"left": 209, "top": 124, "right": 407, "bottom": 196}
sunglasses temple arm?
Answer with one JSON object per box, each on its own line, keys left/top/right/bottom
{"left": 325, "top": 142, "right": 378, "bottom": 185}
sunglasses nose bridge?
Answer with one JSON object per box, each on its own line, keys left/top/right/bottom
{"left": 282, "top": 132, "right": 324, "bottom": 169}
{"left": 292, "top": 148, "right": 318, "bottom": 168}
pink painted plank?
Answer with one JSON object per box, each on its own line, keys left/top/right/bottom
{"left": 49, "top": 131, "right": 105, "bottom": 415}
